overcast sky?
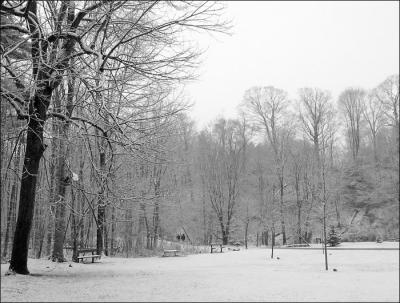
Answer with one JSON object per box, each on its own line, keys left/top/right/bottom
{"left": 184, "top": 1, "right": 399, "bottom": 129}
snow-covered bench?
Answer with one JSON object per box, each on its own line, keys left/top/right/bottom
{"left": 162, "top": 249, "right": 180, "bottom": 257}
{"left": 77, "top": 248, "right": 101, "bottom": 263}
{"left": 285, "top": 243, "right": 310, "bottom": 248}
{"left": 210, "top": 243, "right": 225, "bottom": 253}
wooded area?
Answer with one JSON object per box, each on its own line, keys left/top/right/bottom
{"left": 1, "top": 0, "right": 398, "bottom": 276}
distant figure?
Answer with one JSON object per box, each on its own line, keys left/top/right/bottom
{"left": 181, "top": 234, "right": 185, "bottom": 241}
{"left": 177, "top": 234, "right": 181, "bottom": 241}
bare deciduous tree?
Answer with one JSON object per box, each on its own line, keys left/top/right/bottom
{"left": 362, "top": 89, "right": 385, "bottom": 163}
{"left": 338, "top": 88, "right": 365, "bottom": 162}
{"left": 298, "top": 87, "right": 333, "bottom": 164}
{"left": 242, "top": 86, "right": 290, "bottom": 245}
{"left": 200, "top": 118, "right": 246, "bottom": 245}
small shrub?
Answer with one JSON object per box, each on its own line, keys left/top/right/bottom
{"left": 327, "top": 226, "right": 341, "bottom": 247}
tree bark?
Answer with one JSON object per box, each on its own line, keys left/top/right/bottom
{"left": 9, "top": 92, "right": 49, "bottom": 274}
{"left": 52, "top": 155, "right": 68, "bottom": 262}
{"left": 2, "top": 184, "right": 17, "bottom": 260}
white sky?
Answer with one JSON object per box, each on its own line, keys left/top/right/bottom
{"left": 184, "top": 1, "right": 399, "bottom": 129}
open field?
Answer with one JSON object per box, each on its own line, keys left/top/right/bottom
{"left": 1, "top": 242, "right": 399, "bottom": 302}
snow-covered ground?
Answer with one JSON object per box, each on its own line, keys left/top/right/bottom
{"left": 1, "top": 242, "right": 399, "bottom": 302}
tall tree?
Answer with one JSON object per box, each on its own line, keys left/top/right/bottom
{"left": 338, "top": 88, "right": 365, "bottom": 162}
{"left": 362, "top": 89, "right": 385, "bottom": 163}
{"left": 298, "top": 88, "right": 333, "bottom": 164}
{"left": 200, "top": 119, "right": 246, "bottom": 245}
{"left": 242, "top": 86, "right": 290, "bottom": 245}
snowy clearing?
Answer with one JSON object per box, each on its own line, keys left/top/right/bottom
{"left": 1, "top": 242, "right": 399, "bottom": 302}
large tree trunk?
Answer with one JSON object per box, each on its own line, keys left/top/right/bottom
{"left": 51, "top": 78, "right": 75, "bottom": 262}
{"left": 218, "top": 218, "right": 229, "bottom": 245}
{"left": 222, "top": 231, "right": 229, "bottom": 245}
{"left": 9, "top": 93, "right": 49, "bottom": 274}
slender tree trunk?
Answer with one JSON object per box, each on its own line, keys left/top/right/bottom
{"left": 36, "top": 225, "right": 45, "bottom": 259}
{"left": 71, "top": 186, "right": 78, "bottom": 262}
{"left": 202, "top": 181, "right": 207, "bottom": 245}
{"left": 372, "top": 133, "right": 378, "bottom": 164}
{"left": 271, "top": 227, "right": 275, "bottom": 259}
{"left": 52, "top": 157, "right": 68, "bottom": 262}
{"left": 279, "top": 175, "right": 286, "bottom": 245}
{"left": 297, "top": 205, "right": 302, "bottom": 244}
{"left": 2, "top": 184, "right": 17, "bottom": 259}
{"left": 294, "top": 167, "right": 302, "bottom": 244}
{"left": 152, "top": 170, "right": 161, "bottom": 249}
{"left": 2, "top": 139, "right": 22, "bottom": 260}
{"left": 136, "top": 202, "right": 146, "bottom": 253}
{"left": 96, "top": 148, "right": 106, "bottom": 255}
{"left": 78, "top": 148, "right": 85, "bottom": 249}
{"left": 334, "top": 194, "right": 341, "bottom": 228}
{"left": 244, "top": 220, "right": 249, "bottom": 249}
{"left": 46, "top": 136, "right": 57, "bottom": 257}
{"left": 323, "top": 201, "right": 328, "bottom": 270}
{"left": 110, "top": 205, "right": 116, "bottom": 256}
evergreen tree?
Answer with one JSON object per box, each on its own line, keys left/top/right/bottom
{"left": 327, "top": 226, "right": 341, "bottom": 247}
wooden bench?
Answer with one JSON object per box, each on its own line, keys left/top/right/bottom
{"left": 77, "top": 248, "right": 101, "bottom": 263}
{"left": 210, "top": 243, "right": 225, "bottom": 253}
{"left": 285, "top": 243, "right": 310, "bottom": 248}
{"left": 162, "top": 249, "right": 180, "bottom": 257}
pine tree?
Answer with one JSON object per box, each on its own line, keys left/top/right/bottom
{"left": 327, "top": 226, "right": 341, "bottom": 247}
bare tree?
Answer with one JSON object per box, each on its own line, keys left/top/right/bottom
{"left": 289, "top": 145, "right": 303, "bottom": 244}
{"left": 376, "top": 74, "right": 399, "bottom": 130}
{"left": 338, "top": 88, "right": 366, "bottom": 162}
{"left": 242, "top": 86, "right": 290, "bottom": 245}
{"left": 375, "top": 74, "right": 399, "bottom": 161}
{"left": 200, "top": 118, "right": 246, "bottom": 245}
{"left": 298, "top": 87, "right": 333, "bottom": 164}
{"left": 362, "top": 89, "right": 385, "bottom": 163}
